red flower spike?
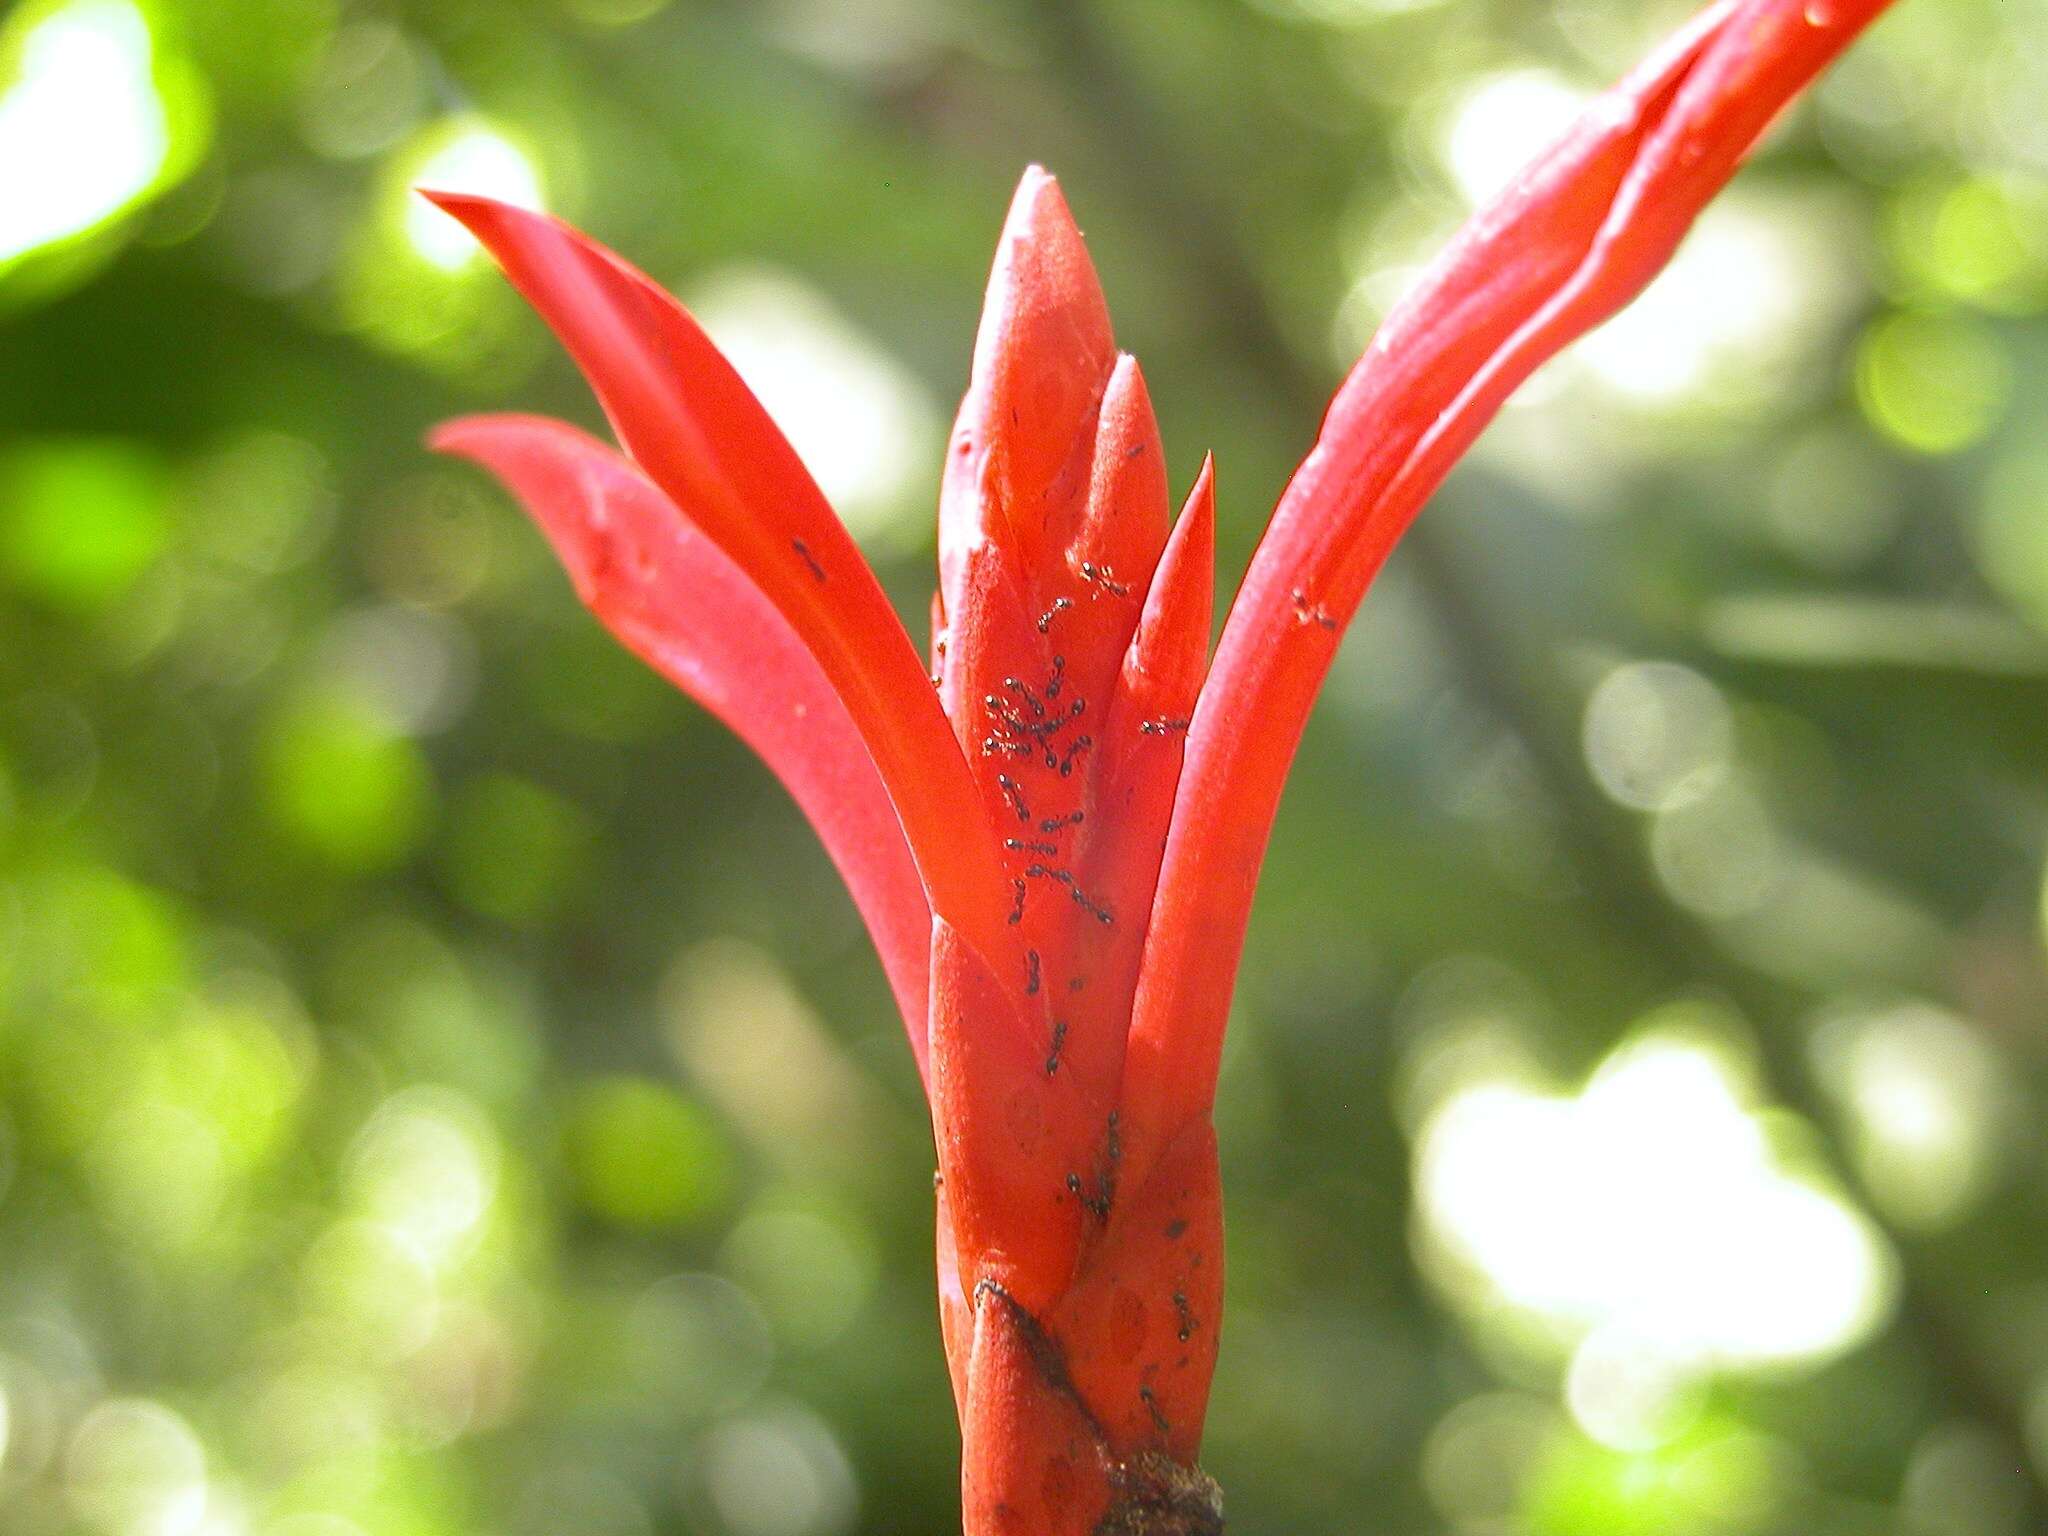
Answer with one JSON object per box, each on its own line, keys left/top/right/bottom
{"left": 428, "top": 4, "right": 1898, "bottom": 1526}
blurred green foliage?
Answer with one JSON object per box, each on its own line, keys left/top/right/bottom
{"left": 1, "top": 0, "right": 2046, "bottom": 1533}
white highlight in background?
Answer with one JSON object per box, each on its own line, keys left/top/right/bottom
{"left": 1415, "top": 1036, "right": 1893, "bottom": 1395}
{"left": 65, "top": 1399, "right": 208, "bottom": 1536}
{"left": 0, "top": 0, "right": 170, "bottom": 264}
{"left": 1442, "top": 69, "right": 1588, "bottom": 209}
{"left": 1440, "top": 70, "right": 1832, "bottom": 409}
{"left": 1575, "top": 202, "right": 1811, "bottom": 402}
{"left": 690, "top": 267, "right": 940, "bottom": 546}
{"left": 406, "top": 121, "right": 544, "bottom": 270}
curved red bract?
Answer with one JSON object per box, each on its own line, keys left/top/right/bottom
{"left": 430, "top": 414, "right": 935, "bottom": 1071}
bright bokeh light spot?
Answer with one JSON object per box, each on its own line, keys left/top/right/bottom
{"left": 702, "top": 1404, "right": 858, "bottom": 1536}
{"left": 405, "top": 120, "right": 543, "bottom": 269}
{"left": 1812, "top": 1001, "right": 2007, "bottom": 1229}
{"left": 1856, "top": 311, "right": 2011, "bottom": 454}
{"left": 300, "top": 1217, "right": 440, "bottom": 1359}
{"left": 665, "top": 940, "right": 887, "bottom": 1167}
{"left": 184, "top": 1486, "right": 249, "bottom": 1536}
{"left": 319, "top": 603, "right": 477, "bottom": 736}
{"left": 1421, "top": 1392, "right": 1560, "bottom": 1528}
{"left": 1443, "top": 70, "right": 1588, "bottom": 208}
{"left": 1439, "top": 88, "right": 1836, "bottom": 409}
{"left": 1582, "top": 661, "right": 1734, "bottom": 814}
{"left": 348, "top": 1088, "right": 499, "bottom": 1269}
{"left": 65, "top": 1398, "right": 208, "bottom": 1536}
{"left": 1573, "top": 203, "right": 1812, "bottom": 403}
{"left": 1415, "top": 1034, "right": 1893, "bottom": 1407}
{"left": 1650, "top": 777, "right": 1782, "bottom": 920}
{"left": 0, "top": 0, "right": 169, "bottom": 265}
{"left": 689, "top": 267, "right": 939, "bottom": 545}
{"left": 1564, "top": 1327, "right": 1700, "bottom": 1452}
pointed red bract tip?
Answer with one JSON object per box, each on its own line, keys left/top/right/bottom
{"left": 945, "top": 168, "right": 1119, "bottom": 576}
{"left": 975, "top": 168, "right": 1115, "bottom": 400}
{"left": 1069, "top": 353, "right": 1169, "bottom": 599}
{"left": 1126, "top": 455, "right": 1214, "bottom": 702}
{"left": 416, "top": 187, "right": 495, "bottom": 227}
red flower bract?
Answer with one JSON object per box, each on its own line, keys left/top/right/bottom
{"left": 427, "top": 1, "right": 1895, "bottom": 1528}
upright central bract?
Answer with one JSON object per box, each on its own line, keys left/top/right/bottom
{"left": 424, "top": 2, "right": 1896, "bottom": 1527}
{"left": 925, "top": 174, "right": 1225, "bottom": 1524}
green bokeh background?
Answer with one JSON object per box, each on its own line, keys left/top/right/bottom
{"left": 2, "top": 0, "right": 2047, "bottom": 1532}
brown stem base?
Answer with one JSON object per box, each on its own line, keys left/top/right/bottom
{"left": 1096, "top": 1452, "right": 1223, "bottom": 1536}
